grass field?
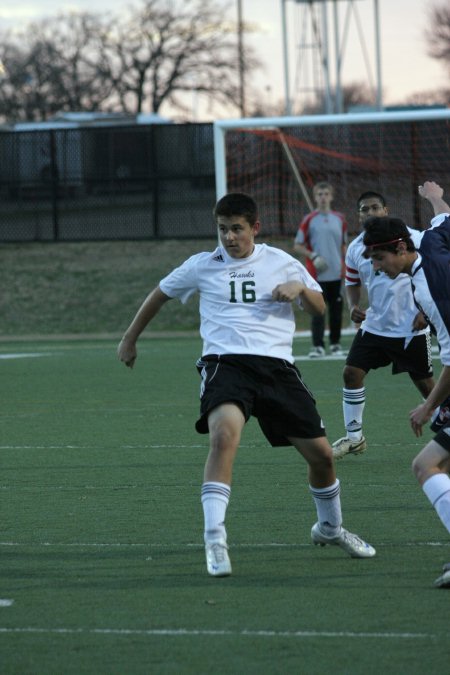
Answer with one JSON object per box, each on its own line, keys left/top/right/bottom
{"left": 1, "top": 334, "right": 449, "bottom": 674}
{"left": 0, "top": 238, "right": 356, "bottom": 337}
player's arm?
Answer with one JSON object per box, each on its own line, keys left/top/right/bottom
{"left": 294, "top": 241, "right": 314, "bottom": 260}
{"left": 272, "top": 281, "right": 325, "bottom": 316}
{"left": 346, "top": 284, "right": 365, "bottom": 324}
{"left": 118, "top": 286, "right": 171, "bottom": 368}
{"left": 294, "top": 242, "right": 328, "bottom": 273}
{"left": 418, "top": 181, "right": 450, "bottom": 216}
{"left": 341, "top": 219, "right": 348, "bottom": 258}
{"left": 410, "top": 365, "right": 450, "bottom": 436}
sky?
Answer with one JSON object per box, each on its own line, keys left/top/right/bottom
{"left": 0, "top": 0, "right": 447, "bottom": 119}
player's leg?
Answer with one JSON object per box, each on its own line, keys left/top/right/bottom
{"left": 326, "top": 279, "right": 344, "bottom": 353}
{"left": 412, "top": 438, "right": 450, "bottom": 587}
{"left": 289, "top": 435, "right": 375, "bottom": 558}
{"left": 332, "top": 362, "right": 367, "bottom": 459}
{"left": 256, "top": 359, "right": 375, "bottom": 559}
{"left": 201, "top": 403, "right": 245, "bottom": 577}
{"left": 309, "top": 282, "right": 326, "bottom": 357}
{"left": 412, "top": 439, "right": 450, "bottom": 533}
{"left": 333, "top": 331, "right": 396, "bottom": 459}
{"left": 310, "top": 313, "right": 326, "bottom": 357}
{"left": 195, "top": 356, "right": 252, "bottom": 577}
{"left": 204, "top": 403, "right": 244, "bottom": 484}
{"left": 410, "top": 375, "right": 435, "bottom": 399}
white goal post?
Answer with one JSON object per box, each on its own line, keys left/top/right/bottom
{"left": 213, "top": 108, "right": 450, "bottom": 236}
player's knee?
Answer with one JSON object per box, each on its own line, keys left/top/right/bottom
{"left": 309, "top": 447, "right": 334, "bottom": 472}
{"left": 411, "top": 454, "right": 427, "bottom": 484}
{"left": 343, "top": 365, "right": 364, "bottom": 388}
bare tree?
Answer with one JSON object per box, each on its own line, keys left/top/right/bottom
{"left": 0, "top": 13, "right": 115, "bottom": 122}
{"left": 426, "top": 3, "right": 450, "bottom": 65}
{"left": 0, "top": 0, "right": 261, "bottom": 123}
{"left": 405, "top": 89, "right": 450, "bottom": 108}
{"left": 0, "top": 39, "right": 30, "bottom": 122}
{"left": 104, "top": 0, "right": 261, "bottom": 115}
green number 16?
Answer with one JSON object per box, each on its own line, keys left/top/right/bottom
{"left": 229, "top": 280, "right": 256, "bottom": 303}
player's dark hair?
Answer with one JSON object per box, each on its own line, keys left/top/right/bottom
{"left": 214, "top": 192, "right": 258, "bottom": 226}
{"left": 362, "top": 216, "right": 415, "bottom": 257}
{"left": 357, "top": 191, "right": 386, "bottom": 209}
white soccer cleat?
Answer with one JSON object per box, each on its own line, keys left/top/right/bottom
{"left": 434, "top": 562, "right": 450, "bottom": 588}
{"left": 332, "top": 436, "right": 366, "bottom": 460}
{"left": 311, "top": 522, "right": 376, "bottom": 558}
{"left": 205, "top": 539, "right": 232, "bottom": 577}
{"left": 309, "top": 346, "right": 326, "bottom": 359}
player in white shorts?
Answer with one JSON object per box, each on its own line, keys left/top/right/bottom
{"left": 332, "top": 191, "right": 435, "bottom": 460}
{"left": 118, "top": 192, "right": 376, "bottom": 578}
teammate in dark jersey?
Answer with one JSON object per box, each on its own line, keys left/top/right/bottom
{"left": 363, "top": 182, "right": 450, "bottom": 588}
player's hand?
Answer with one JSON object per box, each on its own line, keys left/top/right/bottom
{"left": 350, "top": 305, "right": 366, "bottom": 323}
{"left": 409, "top": 402, "right": 433, "bottom": 437}
{"left": 311, "top": 254, "right": 328, "bottom": 273}
{"left": 418, "top": 181, "right": 443, "bottom": 201}
{"left": 272, "top": 281, "right": 304, "bottom": 302}
{"left": 412, "top": 311, "right": 428, "bottom": 331}
{"left": 117, "top": 336, "right": 137, "bottom": 368}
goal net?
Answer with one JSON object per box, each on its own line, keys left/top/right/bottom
{"left": 213, "top": 109, "right": 450, "bottom": 238}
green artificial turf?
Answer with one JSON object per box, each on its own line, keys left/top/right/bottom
{"left": 0, "top": 337, "right": 448, "bottom": 674}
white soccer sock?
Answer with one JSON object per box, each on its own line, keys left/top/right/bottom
{"left": 201, "top": 481, "right": 231, "bottom": 543}
{"left": 422, "top": 473, "right": 450, "bottom": 535}
{"left": 309, "top": 479, "right": 342, "bottom": 535}
{"left": 343, "top": 387, "right": 365, "bottom": 440}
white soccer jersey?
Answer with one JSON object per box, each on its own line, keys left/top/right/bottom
{"left": 411, "top": 254, "right": 450, "bottom": 365}
{"left": 345, "top": 229, "right": 429, "bottom": 338}
{"left": 159, "top": 243, "right": 322, "bottom": 362}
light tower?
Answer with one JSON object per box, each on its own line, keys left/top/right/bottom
{"left": 281, "top": 0, "right": 382, "bottom": 115}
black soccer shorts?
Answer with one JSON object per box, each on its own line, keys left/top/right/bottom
{"left": 345, "top": 329, "right": 433, "bottom": 380}
{"left": 195, "top": 354, "right": 326, "bottom": 446}
{"left": 434, "top": 423, "right": 450, "bottom": 453}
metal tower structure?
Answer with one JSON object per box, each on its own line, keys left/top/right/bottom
{"left": 281, "top": 0, "right": 382, "bottom": 115}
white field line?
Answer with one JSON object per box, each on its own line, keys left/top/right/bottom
{"left": 0, "top": 353, "right": 52, "bottom": 359}
{"left": 0, "top": 481, "right": 426, "bottom": 491}
{"left": 0, "top": 440, "right": 423, "bottom": 450}
{"left": 0, "top": 444, "right": 210, "bottom": 450}
{"left": 0, "top": 541, "right": 447, "bottom": 549}
{"left": 0, "top": 626, "right": 437, "bottom": 640}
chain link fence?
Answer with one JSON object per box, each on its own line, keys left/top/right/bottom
{"left": 0, "top": 122, "right": 217, "bottom": 241}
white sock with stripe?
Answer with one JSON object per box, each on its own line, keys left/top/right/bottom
{"left": 422, "top": 473, "right": 450, "bottom": 534}
{"left": 201, "top": 481, "right": 231, "bottom": 543}
{"left": 343, "top": 387, "right": 365, "bottom": 440}
{"left": 309, "top": 479, "right": 342, "bottom": 536}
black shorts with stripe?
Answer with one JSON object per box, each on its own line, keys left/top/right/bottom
{"left": 195, "top": 354, "right": 326, "bottom": 447}
{"left": 434, "top": 423, "right": 450, "bottom": 453}
{"left": 346, "top": 329, "right": 433, "bottom": 380}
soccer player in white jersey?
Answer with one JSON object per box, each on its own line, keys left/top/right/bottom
{"left": 363, "top": 182, "right": 450, "bottom": 588}
{"left": 294, "top": 181, "right": 347, "bottom": 358}
{"left": 332, "top": 191, "right": 435, "bottom": 460}
{"left": 118, "top": 192, "right": 375, "bottom": 577}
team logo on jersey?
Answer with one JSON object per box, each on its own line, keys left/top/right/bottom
{"left": 229, "top": 270, "right": 255, "bottom": 279}
{"left": 212, "top": 254, "right": 224, "bottom": 262}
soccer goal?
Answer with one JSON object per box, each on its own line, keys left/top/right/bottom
{"left": 213, "top": 109, "right": 450, "bottom": 237}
